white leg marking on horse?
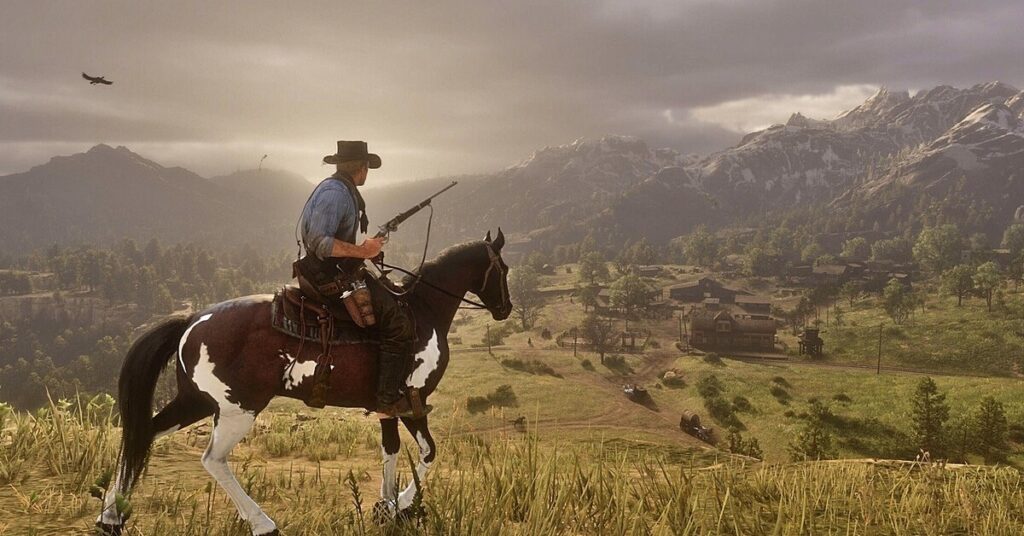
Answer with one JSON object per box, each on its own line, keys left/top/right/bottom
{"left": 381, "top": 446, "right": 399, "bottom": 503}
{"left": 190, "top": 339, "right": 273, "bottom": 534}
{"left": 178, "top": 313, "right": 213, "bottom": 371}
{"left": 407, "top": 330, "right": 439, "bottom": 388}
{"left": 97, "top": 471, "right": 125, "bottom": 525}
{"left": 203, "top": 410, "right": 277, "bottom": 535}
{"left": 397, "top": 430, "right": 434, "bottom": 510}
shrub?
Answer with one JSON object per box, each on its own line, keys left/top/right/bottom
{"left": 648, "top": 339, "right": 661, "bottom": 349}
{"left": 731, "top": 396, "right": 753, "bottom": 413}
{"left": 832, "top": 393, "right": 852, "bottom": 404}
{"left": 580, "top": 359, "right": 595, "bottom": 371}
{"left": 808, "top": 399, "right": 833, "bottom": 422}
{"left": 482, "top": 323, "right": 513, "bottom": 347}
{"left": 704, "top": 396, "right": 731, "bottom": 420}
{"left": 540, "top": 328, "right": 552, "bottom": 340}
{"left": 501, "top": 358, "right": 562, "bottom": 378}
{"left": 789, "top": 420, "right": 834, "bottom": 461}
{"left": 703, "top": 352, "right": 723, "bottom": 366}
{"left": 696, "top": 374, "right": 724, "bottom": 399}
{"left": 770, "top": 385, "right": 791, "bottom": 405}
{"left": 726, "top": 428, "right": 763, "bottom": 459}
{"left": 883, "top": 325, "right": 905, "bottom": 338}
{"left": 487, "top": 384, "right": 518, "bottom": 408}
{"left": 771, "top": 376, "right": 791, "bottom": 388}
{"left": 467, "top": 396, "right": 491, "bottom": 414}
{"left": 705, "top": 396, "right": 741, "bottom": 429}
{"left": 466, "top": 384, "right": 518, "bottom": 414}
{"left": 604, "top": 354, "right": 633, "bottom": 374}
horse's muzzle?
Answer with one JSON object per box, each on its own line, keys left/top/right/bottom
{"left": 492, "top": 305, "right": 512, "bottom": 321}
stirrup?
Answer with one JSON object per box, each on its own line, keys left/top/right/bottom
{"left": 378, "top": 388, "right": 432, "bottom": 419}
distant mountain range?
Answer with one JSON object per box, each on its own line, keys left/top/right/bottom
{"left": 376, "top": 81, "right": 1024, "bottom": 249}
{"left": 0, "top": 145, "right": 312, "bottom": 254}
{"left": 3, "top": 81, "right": 1022, "bottom": 255}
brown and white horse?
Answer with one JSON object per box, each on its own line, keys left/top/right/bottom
{"left": 97, "top": 231, "right": 512, "bottom": 536}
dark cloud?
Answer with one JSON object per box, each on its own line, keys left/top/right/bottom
{"left": 0, "top": 0, "right": 1020, "bottom": 179}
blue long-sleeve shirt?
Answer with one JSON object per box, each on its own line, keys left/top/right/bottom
{"left": 300, "top": 177, "right": 358, "bottom": 260}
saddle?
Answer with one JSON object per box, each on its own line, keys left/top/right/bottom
{"left": 270, "top": 285, "right": 376, "bottom": 346}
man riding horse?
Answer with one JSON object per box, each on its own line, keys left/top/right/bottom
{"left": 96, "top": 139, "right": 513, "bottom": 535}
{"left": 294, "top": 140, "right": 417, "bottom": 418}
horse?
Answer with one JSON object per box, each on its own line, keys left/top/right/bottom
{"left": 96, "top": 230, "right": 512, "bottom": 536}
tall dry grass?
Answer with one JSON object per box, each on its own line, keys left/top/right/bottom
{"left": 2, "top": 403, "right": 1023, "bottom": 535}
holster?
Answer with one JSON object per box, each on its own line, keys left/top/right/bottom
{"left": 344, "top": 280, "right": 376, "bottom": 328}
{"left": 293, "top": 258, "right": 376, "bottom": 328}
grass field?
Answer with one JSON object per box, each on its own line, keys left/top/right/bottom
{"left": 3, "top": 400, "right": 1024, "bottom": 535}
{"left": 820, "top": 284, "right": 1024, "bottom": 375}
{"left": 4, "top": 264, "right": 1024, "bottom": 534}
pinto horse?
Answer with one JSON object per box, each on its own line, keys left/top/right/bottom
{"left": 97, "top": 231, "right": 512, "bottom": 536}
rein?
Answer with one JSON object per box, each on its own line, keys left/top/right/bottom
{"left": 380, "top": 261, "right": 492, "bottom": 310}
{"left": 369, "top": 204, "right": 488, "bottom": 308}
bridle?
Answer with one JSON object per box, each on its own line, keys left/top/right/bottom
{"left": 479, "top": 243, "right": 508, "bottom": 308}
{"left": 379, "top": 242, "right": 507, "bottom": 313}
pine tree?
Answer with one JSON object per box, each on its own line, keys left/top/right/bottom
{"left": 973, "top": 396, "right": 1008, "bottom": 462}
{"left": 910, "top": 377, "right": 949, "bottom": 455}
{"left": 788, "top": 419, "right": 833, "bottom": 461}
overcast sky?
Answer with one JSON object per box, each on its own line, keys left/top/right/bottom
{"left": 1, "top": 0, "right": 1021, "bottom": 183}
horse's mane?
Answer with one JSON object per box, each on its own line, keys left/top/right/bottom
{"left": 402, "top": 240, "right": 486, "bottom": 286}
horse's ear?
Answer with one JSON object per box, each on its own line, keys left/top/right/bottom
{"left": 494, "top": 228, "right": 505, "bottom": 251}
{"left": 485, "top": 230, "right": 492, "bottom": 242}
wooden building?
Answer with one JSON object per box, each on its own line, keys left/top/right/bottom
{"left": 634, "top": 265, "right": 664, "bottom": 277}
{"left": 735, "top": 295, "right": 772, "bottom": 314}
{"left": 689, "top": 310, "right": 776, "bottom": 351}
{"left": 668, "top": 277, "right": 751, "bottom": 304}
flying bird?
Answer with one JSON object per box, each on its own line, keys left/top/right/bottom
{"left": 81, "top": 72, "right": 113, "bottom": 85}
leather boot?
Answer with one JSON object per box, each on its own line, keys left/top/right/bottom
{"left": 376, "top": 351, "right": 431, "bottom": 418}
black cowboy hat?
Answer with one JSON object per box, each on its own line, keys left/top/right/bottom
{"left": 323, "top": 140, "right": 381, "bottom": 169}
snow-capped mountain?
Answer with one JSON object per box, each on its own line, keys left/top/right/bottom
{"left": 355, "top": 82, "right": 1024, "bottom": 249}
{"left": 675, "top": 82, "right": 1021, "bottom": 214}
{"left": 834, "top": 94, "right": 1024, "bottom": 234}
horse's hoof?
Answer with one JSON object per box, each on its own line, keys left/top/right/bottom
{"left": 95, "top": 523, "right": 122, "bottom": 536}
{"left": 372, "top": 499, "right": 394, "bottom": 525}
{"left": 396, "top": 503, "right": 426, "bottom": 523}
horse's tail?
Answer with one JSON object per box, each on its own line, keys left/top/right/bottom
{"left": 117, "top": 314, "right": 193, "bottom": 490}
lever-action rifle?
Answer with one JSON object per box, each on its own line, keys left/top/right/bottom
{"left": 336, "top": 181, "right": 458, "bottom": 274}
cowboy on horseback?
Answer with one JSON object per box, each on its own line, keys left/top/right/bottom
{"left": 294, "top": 140, "right": 418, "bottom": 418}
{"left": 95, "top": 141, "right": 514, "bottom": 536}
